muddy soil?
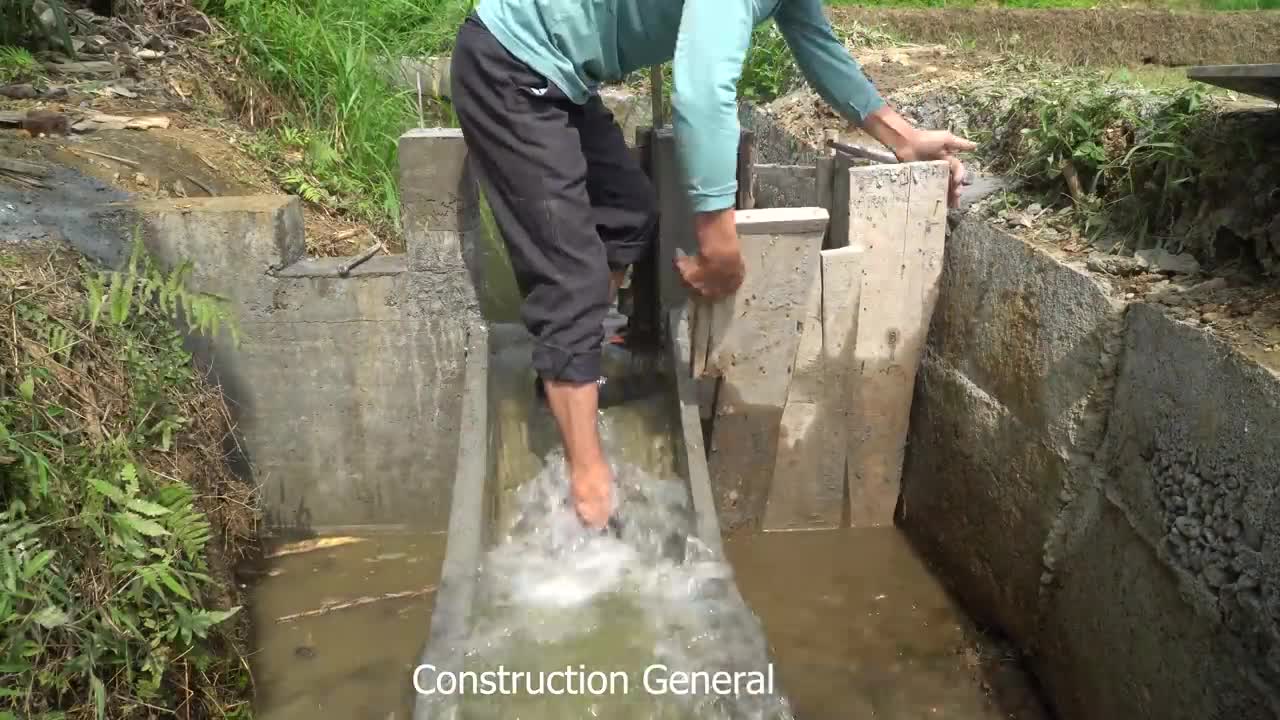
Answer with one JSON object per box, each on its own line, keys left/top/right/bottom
{"left": 832, "top": 7, "right": 1280, "bottom": 67}
{"left": 1, "top": 14, "right": 384, "bottom": 257}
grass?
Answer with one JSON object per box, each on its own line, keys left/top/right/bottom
{"left": 202, "top": 0, "right": 471, "bottom": 230}
{"left": 963, "top": 67, "right": 1249, "bottom": 253}
{"left": 0, "top": 45, "right": 41, "bottom": 84}
{"left": 1, "top": 241, "right": 257, "bottom": 718}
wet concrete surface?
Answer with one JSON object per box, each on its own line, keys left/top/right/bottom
{"left": 727, "top": 528, "right": 1052, "bottom": 720}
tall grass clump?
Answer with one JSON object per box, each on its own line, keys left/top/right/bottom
{"left": 972, "top": 76, "right": 1271, "bottom": 258}
{"left": 206, "top": 0, "right": 471, "bottom": 228}
{"left": 1, "top": 241, "right": 257, "bottom": 719}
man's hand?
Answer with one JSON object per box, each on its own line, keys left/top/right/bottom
{"left": 893, "top": 130, "right": 976, "bottom": 208}
{"left": 862, "top": 107, "right": 977, "bottom": 208}
{"left": 675, "top": 208, "right": 745, "bottom": 300}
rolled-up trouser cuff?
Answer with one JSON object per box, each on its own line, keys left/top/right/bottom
{"left": 533, "top": 343, "right": 602, "bottom": 384}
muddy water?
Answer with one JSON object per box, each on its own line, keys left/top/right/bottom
{"left": 247, "top": 337, "right": 1048, "bottom": 720}
{"left": 727, "top": 528, "right": 1051, "bottom": 720}
{"left": 247, "top": 532, "right": 448, "bottom": 719}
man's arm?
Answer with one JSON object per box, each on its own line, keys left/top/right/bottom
{"left": 670, "top": 0, "right": 753, "bottom": 215}
{"left": 774, "top": 0, "right": 976, "bottom": 205}
{"left": 669, "top": 0, "right": 753, "bottom": 299}
{"left": 774, "top": 0, "right": 886, "bottom": 132}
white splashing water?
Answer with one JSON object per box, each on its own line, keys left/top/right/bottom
{"left": 424, "top": 436, "right": 794, "bottom": 720}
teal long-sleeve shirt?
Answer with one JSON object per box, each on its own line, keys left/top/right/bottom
{"left": 474, "top": 0, "right": 886, "bottom": 213}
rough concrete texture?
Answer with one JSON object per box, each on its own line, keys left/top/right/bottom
{"left": 901, "top": 216, "right": 1125, "bottom": 641}
{"left": 904, "top": 216, "right": 1280, "bottom": 718}
{"left": 739, "top": 104, "right": 824, "bottom": 167}
{"left": 1038, "top": 495, "right": 1278, "bottom": 720}
{"left": 1091, "top": 303, "right": 1280, "bottom": 700}
{"left": 752, "top": 164, "right": 818, "bottom": 209}
{"left": 133, "top": 130, "right": 482, "bottom": 533}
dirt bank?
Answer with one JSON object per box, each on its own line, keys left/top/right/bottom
{"left": 832, "top": 7, "right": 1280, "bottom": 67}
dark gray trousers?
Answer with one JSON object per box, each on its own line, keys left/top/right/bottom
{"left": 450, "top": 15, "right": 659, "bottom": 384}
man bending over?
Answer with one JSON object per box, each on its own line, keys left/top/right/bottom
{"left": 450, "top": 0, "right": 975, "bottom": 530}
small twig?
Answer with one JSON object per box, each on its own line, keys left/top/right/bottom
{"left": 75, "top": 148, "right": 141, "bottom": 168}
{"left": 1061, "top": 160, "right": 1086, "bottom": 205}
{"left": 196, "top": 153, "right": 217, "bottom": 172}
{"left": 274, "top": 585, "right": 438, "bottom": 623}
{"left": 337, "top": 240, "right": 385, "bottom": 277}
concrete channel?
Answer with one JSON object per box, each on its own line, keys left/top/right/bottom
{"left": 34, "top": 107, "right": 1280, "bottom": 719}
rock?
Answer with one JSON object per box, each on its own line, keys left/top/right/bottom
{"left": 1191, "top": 276, "right": 1228, "bottom": 292}
{"left": 0, "top": 84, "right": 38, "bottom": 99}
{"left": 1204, "top": 563, "right": 1230, "bottom": 588}
{"left": 1200, "top": 312, "right": 1223, "bottom": 324}
{"left": 1175, "top": 516, "right": 1201, "bottom": 539}
{"left": 1136, "top": 247, "right": 1201, "bottom": 275}
{"left": 1086, "top": 253, "right": 1143, "bottom": 276}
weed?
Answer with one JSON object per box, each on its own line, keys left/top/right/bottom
{"left": 206, "top": 0, "right": 469, "bottom": 231}
{"left": 0, "top": 45, "right": 40, "bottom": 84}
{"left": 1, "top": 239, "right": 254, "bottom": 718}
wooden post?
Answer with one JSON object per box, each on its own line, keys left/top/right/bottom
{"left": 736, "top": 131, "right": 756, "bottom": 210}
{"left": 650, "top": 66, "right": 665, "bottom": 129}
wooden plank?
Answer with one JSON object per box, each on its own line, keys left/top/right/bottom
{"left": 703, "top": 208, "right": 826, "bottom": 531}
{"left": 762, "top": 245, "right": 863, "bottom": 531}
{"left": 762, "top": 268, "right": 829, "bottom": 530}
{"left": 842, "top": 161, "right": 949, "bottom": 527}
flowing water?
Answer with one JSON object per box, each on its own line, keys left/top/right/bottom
{"left": 247, "top": 339, "right": 1049, "bottom": 720}
{"left": 418, "top": 340, "right": 792, "bottom": 719}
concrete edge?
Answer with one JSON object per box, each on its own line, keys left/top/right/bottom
{"left": 273, "top": 254, "right": 407, "bottom": 278}
{"left": 411, "top": 322, "right": 491, "bottom": 720}
{"left": 668, "top": 308, "right": 725, "bottom": 557}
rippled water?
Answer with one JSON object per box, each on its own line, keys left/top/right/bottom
{"left": 417, "top": 340, "right": 793, "bottom": 720}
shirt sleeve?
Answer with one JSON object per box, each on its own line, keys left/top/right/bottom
{"left": 670, "top": 0, "right": 753, "bottom": 214}
{"left": 774, "top": 0, "right": 886, "bottom": 125}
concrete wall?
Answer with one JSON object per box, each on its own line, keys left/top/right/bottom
{"left": 135, "top": 129, "right": 481, "bottom": 533}
{"left": 902, "top": 217, "right": 1280, "bottom": 719}
{"left": 731, "top": 104, "right": 1280, "bottom": 716}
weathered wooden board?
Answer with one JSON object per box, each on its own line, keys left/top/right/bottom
{"left": 762, "top": 244, "right": 864, "bottom": 531}
{"left": 696, "top": 207, "right": 826, "bottom": 531}
{"left": 841, "top": 161, "right": 949, "bottom": 527}
{"left": 762, "top": 267, "right": 828, "bottom": 530}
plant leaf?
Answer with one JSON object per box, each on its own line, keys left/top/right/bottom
{"left": 32, "top": 605, "right": 70, "bottom": 628}
{"left": 126, "top": 498, "right": 170, "bottom": 518}
{"left": 18, "top": 376, "right": 34, "bottom": 402}
{"left": 117, "top": 512, "right": 170, "bottom": 537}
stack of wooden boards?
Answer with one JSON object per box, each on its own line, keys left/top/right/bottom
{"left": 687, "top": 160, "right": 951, "bottom": 532}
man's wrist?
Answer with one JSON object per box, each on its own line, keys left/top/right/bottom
{"left": 694, "top": 208, "right": 738, "bottom": 259}
{"left": 862, "top": 106, "right": 918, "bottom": 161}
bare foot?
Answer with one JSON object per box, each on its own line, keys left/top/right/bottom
{"left": 571, "top": 461, "right": 614, "bottom": 530}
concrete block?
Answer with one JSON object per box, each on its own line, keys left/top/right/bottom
{"left": 137, "top": 195, "right": 304, "bottom": 315}
{"left": 900, "top": 216, "right": 1126, "bottom": 645}
{"left": 399, "top": 128, "right": 479, "bottom": 236}
{"left": 1037, "top": 496, "right": 1277, "bottom": 720}
{"left": 244, "top": 314, "right": 467, "bottom": 531}
{"left": 752, "top": 164, "right": 818, "bottom": 209}
{"left": 652, "top": 128, "right": 697, "bottom": 318}
{"left": 1100, "top": 303, "right": 1280, "bottom": 690}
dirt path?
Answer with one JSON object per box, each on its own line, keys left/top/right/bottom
{"left": 1, "top": 10, "right": 385, "bottom": 257}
